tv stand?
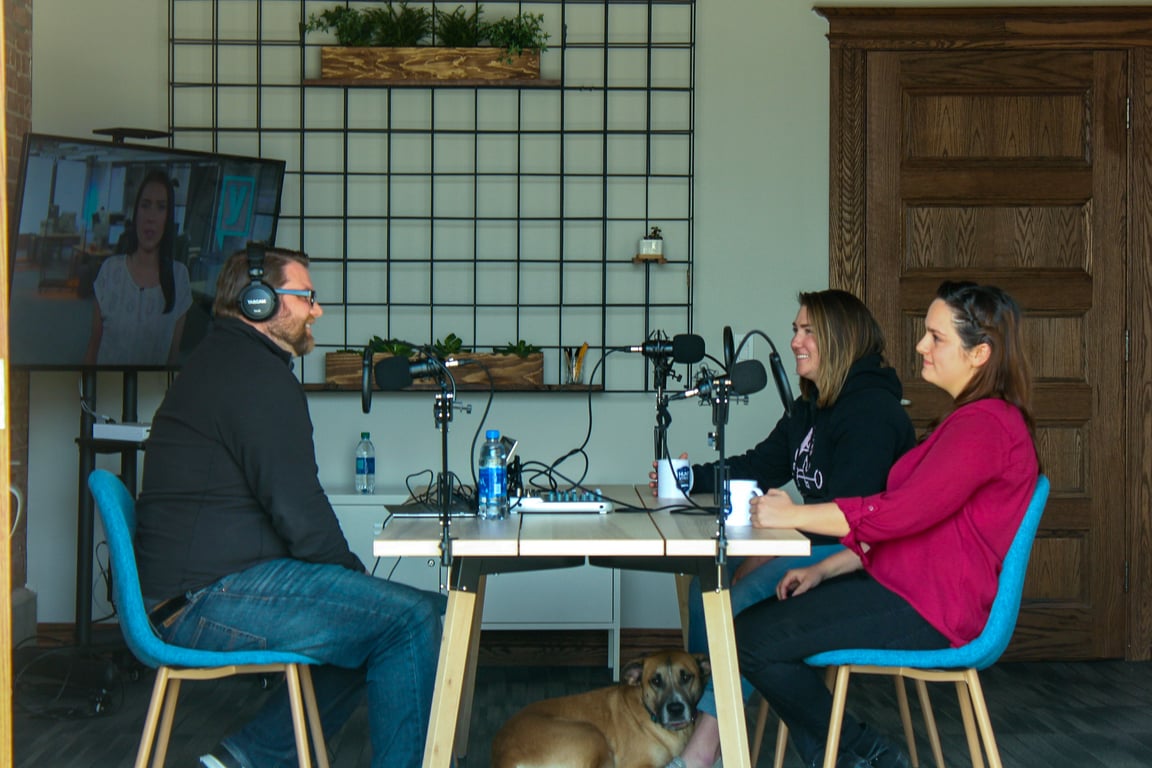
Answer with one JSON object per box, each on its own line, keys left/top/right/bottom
{"left": 75, "top": 369, "right": 143, "bottom": 646}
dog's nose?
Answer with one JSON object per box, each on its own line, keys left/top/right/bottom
{"left": 667, "top": 701, "right": 685, "bottom": 718}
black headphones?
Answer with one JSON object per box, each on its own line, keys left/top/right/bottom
{"left": 238, "top": 242, "right": 278, "bottom": 322}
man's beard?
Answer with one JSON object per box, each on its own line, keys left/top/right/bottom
{"left": 269, "top": 315, "right": 314, "bottom": 356}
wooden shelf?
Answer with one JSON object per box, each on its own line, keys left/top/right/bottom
{"left": 305, "top": 383, "right": 603, "bottom": 393}
{"left": 303, "top": 77, "right": 563, "bottom": 88}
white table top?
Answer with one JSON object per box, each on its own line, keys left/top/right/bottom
{"left": 374, "top": 484, "right": 811, "bottom": 560}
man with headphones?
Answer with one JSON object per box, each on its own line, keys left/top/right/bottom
{"left": 135, "top": 245, "right": 445, "bottom": 768}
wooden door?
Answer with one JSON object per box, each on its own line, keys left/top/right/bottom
{"left": 854, "top": 48, "right": 1127, "bottom": 659}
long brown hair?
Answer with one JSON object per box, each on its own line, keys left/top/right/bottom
{"left": 122, "top": 169, "right": 178, "bottom": 313}
{"left": 935, "top": 280, "right": 1036, "bottom": 436}
{"left": 798, "top": 289, "right": 889, "bottom": 407}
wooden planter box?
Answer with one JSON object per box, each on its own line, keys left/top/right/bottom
{"left": 450, "top": 352, "right": 544, "bottom": 388}
{"left": 325, "top": 352, "right": 388, "bottom": 388}
{"left": 319, "top": 46, "right": 540, "bottom": 82}
{"left": 325, "top": 351, "right": 544, "bottom": 389}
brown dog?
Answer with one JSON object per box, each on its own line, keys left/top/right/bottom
{"left": 490, "top": 649, "right": 710, "bottom": 768}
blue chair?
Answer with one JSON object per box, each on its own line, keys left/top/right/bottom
{"left": 88, "top": 469, "right": 330, "bottom": 768}
{"left": 768, "top": 475, "right": 1050, "bottom": 768}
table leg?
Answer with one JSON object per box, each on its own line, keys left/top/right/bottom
{"left": 702, "top": 586, "right": 751, "bottom": 768}
{"left": 424, "top": 581, "right": 479, "bottom": 767}
{"left": 453, "top": 574, "right": 486, "bottom": 759}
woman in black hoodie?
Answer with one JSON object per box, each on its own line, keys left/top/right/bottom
{"left": 661, "top": 289, "right": 916, "bottom": 768}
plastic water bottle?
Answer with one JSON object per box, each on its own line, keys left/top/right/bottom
{"left": 477, "top": 429, "right": 509, "bottom": 520}
{"left": 355, "top": 432, "right": 375, "bottom": 494}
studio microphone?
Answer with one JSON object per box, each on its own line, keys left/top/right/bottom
{"left": 627, "top": 334, "right": 706, "bottom": 364}
{"left": 374, "top": 355, "right": 462, "bottom": 391}
{"left": 668, "top": 359, "right": 768, "bottom": 401}
{"left": 769, "top": 350, "right": 795, "bottom": 417}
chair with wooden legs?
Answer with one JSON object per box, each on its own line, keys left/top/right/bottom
{"left": 767, "top": 475, "right": 1049, "bottom": 768}
{"left": 89, "top": 469, "right": 330, "bottom": 768}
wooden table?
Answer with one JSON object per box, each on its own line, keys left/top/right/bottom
{"left": 374, "top": 484, "right": 810, "bottom": 768}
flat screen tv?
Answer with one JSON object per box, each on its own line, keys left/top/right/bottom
{"left": 8, "top": 133, "right": 286, "bottom": 370}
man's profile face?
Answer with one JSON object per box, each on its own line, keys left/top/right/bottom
{"left": 266, "top": 261, "right": 321, "bottom": 357}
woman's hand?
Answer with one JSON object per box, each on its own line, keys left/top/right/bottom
{"left": 776, "top": 563, "right": 826, "bottom": 600}
{"left": 776, "top": 549, "right": 864, "bottom": 600}
{"left": 732, "top": 555, "right": 774, "bottom": 585}
{"left": 649, "top": 452, "right": 689, "bottom": 496}
{"left": 750, "top": 488, "right": 799, "bottom": 528}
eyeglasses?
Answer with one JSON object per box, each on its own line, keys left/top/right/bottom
{"left": 275, "top": 288, "right": 317, "bottom": 307}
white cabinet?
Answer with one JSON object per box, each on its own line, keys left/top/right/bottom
{"left": 328, "top": 492, "right": 621, "bottom": 673}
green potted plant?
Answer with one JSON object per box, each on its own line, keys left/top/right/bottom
{"left": 433, "top": 4, "right": 484, "bottom": 47}
{"left": 492, "top": 339, "right": 542, "bottom": 358}
{"left": 481, "top": 12, "right": 549, "bottom": 64}
{"left": 305, "top": 2, "right": 431, "bottom": 46}
{"left": 305, "top": 4, "right": 546, "bottom": 83}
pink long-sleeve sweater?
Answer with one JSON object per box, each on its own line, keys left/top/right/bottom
{"left": 837, "top": 398, "right": 1039, "bottom": 646}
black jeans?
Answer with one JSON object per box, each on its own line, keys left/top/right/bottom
{"left": 734, "top": 571, "right": 949, "bottom": 765}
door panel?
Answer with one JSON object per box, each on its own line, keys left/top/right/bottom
{"left": 865, "top": 50, "right": 1126, "bottom": 658}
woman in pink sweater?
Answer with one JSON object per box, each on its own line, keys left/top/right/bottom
{"left": 684, "top": 282, "right": 1039, "bottom": 768}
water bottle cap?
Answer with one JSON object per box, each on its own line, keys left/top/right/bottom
{"left": 361, "top": 432, "right": 370, "bottom": 439}
{"left": 486, "top": 429, "right": 500, "bottom": 439}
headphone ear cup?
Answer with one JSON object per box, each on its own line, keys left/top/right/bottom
{"left": 239, "top": 279, "right": 278, "bottom": 321}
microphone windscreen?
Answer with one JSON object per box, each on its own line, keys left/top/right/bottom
{"left": 671, "top": 334, "right": 706, "bottom": 364}
{"left": 769, "top": 351, "right": 795, "bottom": 416}
{"left": 730, "top": 359, "right": 768, "bottom": 395}
{"left": 374, "top": 356, "right": 414, "bottom": 391}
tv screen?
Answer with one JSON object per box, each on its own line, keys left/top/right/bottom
{"left": 8, "top": 133, "right": 286, "bottom": 370}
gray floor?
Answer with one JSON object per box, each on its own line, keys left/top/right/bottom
{"left": 14, "top": 645, "right": 1152, "bottom": 767}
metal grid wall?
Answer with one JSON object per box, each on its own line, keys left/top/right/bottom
{"left": 168, "top": 0, "right": 695, "bottom": 391}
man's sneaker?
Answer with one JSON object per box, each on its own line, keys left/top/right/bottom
{"left": 199, "top": 745, "right": 244, "bottom": 768}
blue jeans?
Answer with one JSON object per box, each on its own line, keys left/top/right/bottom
{"left": 155, "top": 558, "right": 446, "bottom": 768}
{"left": 688, "top": 545, "right": 843, "bottom": 759}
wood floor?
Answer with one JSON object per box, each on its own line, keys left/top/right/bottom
{"left": 15, "top": 643, "right": 1152, "bottom": 767}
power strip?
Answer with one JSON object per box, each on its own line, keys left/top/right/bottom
{"left": 93, "top": 422, "right": 152, "bottom": 442}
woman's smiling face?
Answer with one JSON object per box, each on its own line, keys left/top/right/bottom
{"left": 791, "top": 305, "right": 820, "bottom": 382}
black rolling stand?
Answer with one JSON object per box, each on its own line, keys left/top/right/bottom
{"left": 16, "top": 371, "right": 146, "bottom": 718}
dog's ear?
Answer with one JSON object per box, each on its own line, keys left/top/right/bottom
{"left": 621, "top": 658, "right": 646, "bottom": 686}
{"left": 693, "top": 653, "right": 712, "bottom": 680}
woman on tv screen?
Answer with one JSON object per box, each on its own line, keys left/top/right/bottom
{"left": 84, "top": 169, "right": 192, "bottom": 366}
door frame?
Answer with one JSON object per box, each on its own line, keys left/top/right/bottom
{"left": 816, "top": 5, "right": 1152, "bottom": 660}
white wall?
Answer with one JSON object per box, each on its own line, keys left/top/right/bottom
{"left": 28, "top": 0, "right": 1109, "bottom": 626}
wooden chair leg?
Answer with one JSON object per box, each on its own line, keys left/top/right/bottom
{"left": 298, "top": 665, "right": 330, "bottom": 768}
{"left": 284, "top": 664, "right": 315, "bottom": 768}
{"left": 892, "top": 676, "right": 920, "bottom": 767}
{"left": 136, "top": 667, "right": 170, "bottom": 768}
{"left": 751, "top": 694, "right": 770, "bottom": 766}
{"left": 914, "top": 679, "right": 945, "bottom": 768}
{"left": 821, "top": 667, "right": 853, "bottom": 768}
{"left": 954, "top": 679, "right": 984, "bottom": 768}
{"left": 964, "top": 670, "right": 1003, "bottom": 768}
{"left": 151, "top": 675, "right": 183, "bottom": 768}
{"left": 773, "top": 717, "right": 790, "bottom": 768}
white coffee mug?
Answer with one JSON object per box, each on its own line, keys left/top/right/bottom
{"left": 656, "top": 458, "right": 694, "bottom": 498}
{"left": 725, "top": 479, "right": 762, "bottom": 526}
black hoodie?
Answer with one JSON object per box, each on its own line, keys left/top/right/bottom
{"left": 692, "top": 353, "right": 915, "bottom": 543}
